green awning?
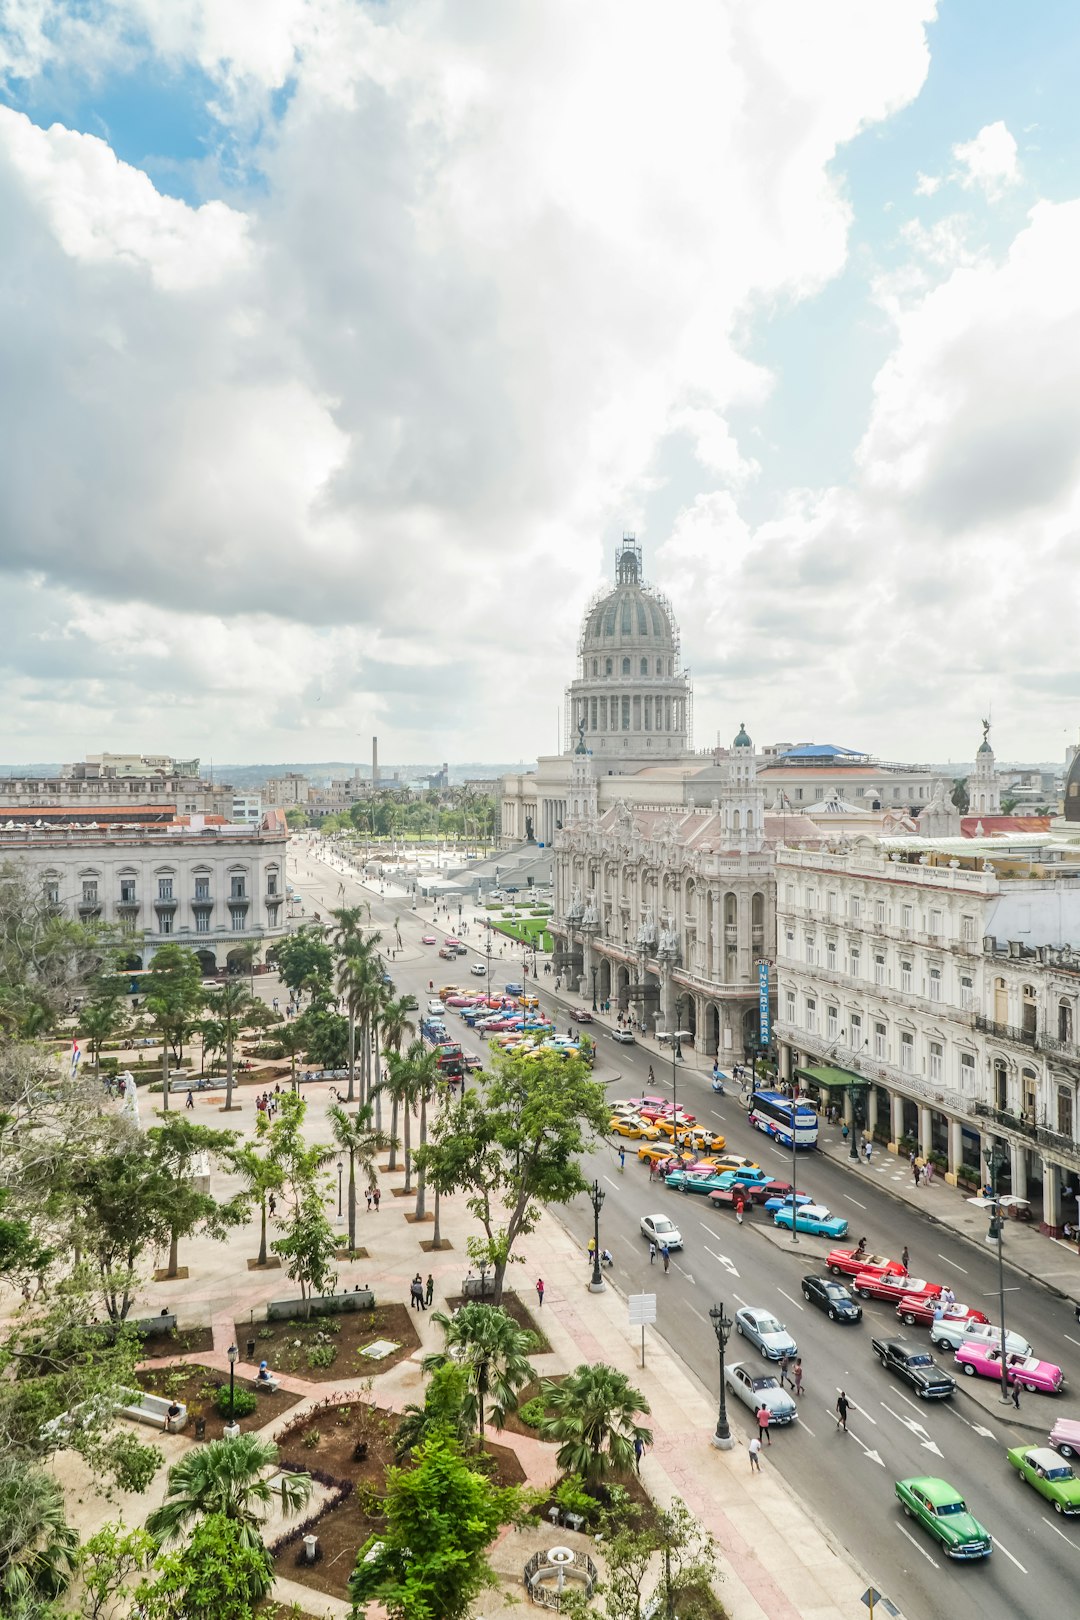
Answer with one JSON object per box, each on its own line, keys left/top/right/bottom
{"left": 794, "top": 1064, "right": 863, "bottom": 1090}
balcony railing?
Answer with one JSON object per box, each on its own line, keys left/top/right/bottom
{"left": 974, "top": 1015, "right": 1036, "bottom": 1046}
{"left": 1036, "top": 1027, "right": 1080, "bottom": 1062}
{"left": 973, "top": 1102, "right": 1080, "bottom": 1163}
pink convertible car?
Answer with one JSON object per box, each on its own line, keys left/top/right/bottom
{"left": 955, "top": 1342, "right": 1064, "bottom": 1394}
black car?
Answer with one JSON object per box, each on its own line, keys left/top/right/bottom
{"left": 871, "top": 1337, "right": 956, "bottom": 1399}
{"left": 801, "top": 1275, "right": 862, "bottom": 1323}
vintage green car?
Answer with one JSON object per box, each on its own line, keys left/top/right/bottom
{"left": 894, "top": 1476, "right": 992, "bottom": 1559}
{"left": 1006, "top": 1445, "right": 1080, "bottom": 1514}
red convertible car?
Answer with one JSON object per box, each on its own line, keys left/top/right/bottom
{"left": 895, "top": 1295, "right": 988, "bottom": 1330}
{"left": 826, "top": 1247, "right": 906, "bottom": 1281}
{"left": 854, "top": 1271, "right": 942, "bottom": 1305}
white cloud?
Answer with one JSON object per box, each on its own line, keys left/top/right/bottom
{"left": 0, "top": 1, "right": 941, "bottom": 762}
{"left": 952, "top": 119, "right": 1020, "bottom": 200}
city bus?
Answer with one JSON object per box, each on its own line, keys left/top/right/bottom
{"left": 747, "top": 1090, "right": 819, "bottom": 1150}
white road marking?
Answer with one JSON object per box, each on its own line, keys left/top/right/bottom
{"left": 897, "top": 1524, "right": 939, "bottom": 1567}
{"left": 603, "top": 1175, "right": 619, "bottom": 1189}
{"left": 777, "top": 1288, "right": 803, "bottom": 1311}
{"left": 711, "top": 1110, "right": 727, "bottom": 1121}
{"left": 673, "top": 1261, "right": 696, "bottom": 1284}
{"left": 769, "top": 1146, "right": 787, "bottom": 1160}
{"left": 1064, "top": 1333, "right": 1080, "bottom": 1350}
{"left": 843, "top": 1194, "right": 867, "bottom": 1209}
{"left": 937, "top": 1254, "right": 968, "bottom": 1274}
{"left": 834, "top": 1391, "right": 876, "bottom": 1424}
{"left": 687, "top": 1303, "right": 707, "bottom": 1323}
{"left": 944, "top": 1405, "right": 997, "bottom": 1441}
{"left": 798, "top": 1420, "right": 815, "bottom": 1437}
{"left": 991, "top": 1537, "right": 1027, "bottom": 1573}
{"left": 881, "top": 1402, "right": 943, "bottom": 1456}
{"left": 733, "top": 1293, "right": 748, "bottom": 1308}
{"left": 1041, "top": 1515, "right": 1079, "bottom": 1549}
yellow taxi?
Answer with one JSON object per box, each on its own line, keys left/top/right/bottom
{"left": 709, "top": 1153, "right": 761, "bottom": 1175}
{"left": 637, "top": 1143, "right": 696, "bottom": 1167}
{"left": 516, "top": 994, "right": 540, "bottom": 1008}
{"left": 437, "top": 985, "right": 463, "bottom": 1000}
{"left": 609, "top": 1115, "right": 662, "bottom": 1141}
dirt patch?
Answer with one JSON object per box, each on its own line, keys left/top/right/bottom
{"left": 418, "top": 1237, "right": 453, "bottom": 1252}
{"left": 152, "top": 1266, "right": 189, "bottom": 1282}
{"left": 137, "top": 1323, "right": 216, "bottom": 1359}
{"left": 246, "top": 1257, "right": 283, "bottom": 1271}
{"left": 497, "top": 1374, "right": 567, "bottom": 1438}
{"left": 443, "top": 1290, "right": 551, "bottom": 1355}
{"left": 134, "top": 1362, "right": 303, "bottom": 1441}
{"left": 273, "top": 1403, "right": 528, "bottom": 1603}
{"left": 235, "top": 1303, "right": 421, "bottom": 1381}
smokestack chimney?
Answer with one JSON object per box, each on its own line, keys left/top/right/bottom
{"left": 372, "top": 736, "right": 379, "bottom": 788}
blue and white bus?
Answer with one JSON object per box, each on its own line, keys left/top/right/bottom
{"left": 748, "top": 1090, "right": 819, "bottom": 1149}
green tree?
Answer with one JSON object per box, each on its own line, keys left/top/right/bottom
{"left": 394, "top": 1363, "right": 473, "bottom": 1461}
{"left": 267, "top": 927, "right": 333, "bottom": 1004}
{"left": 348, "top": 1433, "right": 521, "bottom": 1620}
{"left": 76, "top": 1521, "right": 155, "bottom": 1620}
{"left": 77, "top": 995, "right": 126, "bottom": 1080}
{"left": 276, "top": 1022, "right": 306, "bottom": 1086}
{"left": 539, "top": 1364, "right": 652, "bottom": 1486}
{"left": 0, "top": 863, "right": 115, "bottom": 1037}
{"left": 415, "top": 1048, "right": 609, "bottom": 1300}
{"left": 273, "top": 1185, "right": 338, "bottom": 1312}
{"left": 137, "top": 1513, "right": 273, "bottom": 1620}
{"left": 422, "top": 1302, "right": 536, "bottom": 1438}
{"left": 0, "top": 1458, "right": 79, "bottom": 1612}
{"left": 145, "top": 1434, "right": 311, "bottom": 1548}
{"left": 147, "top": 1117, "right": 245, "bottom": 1279}
{"left": 68, "top": 1144, "right": 175, "bottom": 1321}
{"left": 285, "top": 806, "right": 309, "bottom": 829}
{"left": 586, "top": 1498, "right": 719, "bottom": 1620}
{"left": 951, "top": 777, "right": 970, "bottom": 813}
{"left": 229, "top": 1116, "right": 285, "bottom": 1268}
{"left": 203, "top": 980, "right": 254, "bottom": 1112}
{"left": 380, "top": 1049, "right": 419, "bottom": 1193}
{"left": 143, "top": 944, "right": 204, "bottom": 1111}
{"left": 293, "top": 1005, "right": 349, "bottom": 1069}
{"left": 409, "top": 1044, "right": 442, "bottom": 1220}
{"left": 337, "top": 940, "right": 381, "bottom": 1106}
{"left": 327, "top": 1102, "right": 393, "bottom": 1253}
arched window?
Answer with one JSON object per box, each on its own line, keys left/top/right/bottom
{"left": 591, "top": 659, "right": 598, "bottom": 676}
{"left": 656, "top": 658, "right": 663, "bottom": 675}
{"left": 746, "top": 810, "right": 754, "bottom": 831}
{"left": 640, "top": 657, "right": 648, "bottom": 675}
{"left": 622, "top": 657, "right": 631, "bottom": 675}
{"left": 605, "top": 658, "right": 613, "bottom": 676}
{"left": 732, "top": 809, "right": 741, "bottom": 832}
{"left": 1059, "top": 999, "right": 1074, "bottom": 1044}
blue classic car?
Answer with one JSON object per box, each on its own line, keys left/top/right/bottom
{"left": 773, "top": 1203, "right": 849, "bottom": 1238}
{"left": 763, "top": 1190, "right": 815, "bottom": 1214}
{"left": 711, "top": 1167, "right": 773, "bottom": 1190}
{"left": 665, "top": 1169, "right": 731, "bottom": 1195}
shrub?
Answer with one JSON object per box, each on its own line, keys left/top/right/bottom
{"left": 307, "top": 1342, "right": 337, "bottom": 1370}
{"left": 217, "top": 1386, "right": 259, "bottom": 1419}
{"left": 302, "top": 1429, "right": 321, "bottom": 1449}
{"left": 517, "top": 1396, "right": 548, "bottom": 1429}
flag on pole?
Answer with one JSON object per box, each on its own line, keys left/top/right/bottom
{"left": 71, "top": 1038, "right": 81, "bottom": 1075}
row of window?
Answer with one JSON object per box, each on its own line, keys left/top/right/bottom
{"left": 579, "top": 694, "right": 684, "bottom": 733}
{"left": 782, "top": 886, "right": 978, "bottom": 942}
{"left": 156, "top": 906, "right": 266, "bottom": 936}
{"left": 782, "top": 930, "right": 975, "bottom": 1005}
{"left": 587, "top": 654, "right": 674, "bottom": 678}
{"left": 784, "top": 991, "right": 975, "bottom": 1084}
{"left": 70, "top": 875, "right": 272, "bottom": 903}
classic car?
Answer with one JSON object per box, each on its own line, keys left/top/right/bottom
{"left": 894, "top": 1477, "right": 992, "bottom": 1560}
{"left": 639, "top": 1105, "right": 697, "bottom": 1127}
{"left": 638, "top": 1143, "right": 696, "bottom": 1167}
{"left": 801, "top": 1275, "right": 862, "bottom": 1323}
{"left": 763, "top": 1190, "right": 815, "bottom": 1214}
{"left": 853, "top": 1271, "right": 940, "bottom": 1305}
{"left": 709, "top": 1167, "right": 773, "bottom": 1191}
{"left": 612, "top": 1029, "right": 637, "bottom": 1044}
{"left": 421, "top": 934, "right": 437, "bottom": 944}
{"left": 1006, "top": 1445, "right": 1080, "bottom": 1514}
{"left": 640, "top": 1213, "right": 683, "bottom": 1250}
{"left": 895, "top": 1296, "right": 989, "bottom": 1331}
{"left": 724, "top": 1362, "right": 799, "bottom": 1424}
{"left": 610, "top": 1116, "right": 662, "bottom": 1141}
{"left": 871, "top": 1338, "right": 956, "bottom": 1399}
{"left": 664, "top": 1169, "right": 731, "bottom": 1195}
{"left": 774, "top": 1204, "right": 849, "bottom": 1238}
{"left": 826, "top": 1247, "right": 905, "bottom": 1281}
{"left": 734, "top": 1307, "right": 797, "bottom": 1361}
{"left": 955, "top": 1344, "right": 1064, "bottom": 1394}
{"left": 571, "top": 1009, "right": 594, "bottom": 1022}
{"left": 470, "top": 963, "right": 488, "bottom": 976}
{"left": 1049, "top": 1417, "right": 1080, "bottom": 1458}
{"left": 930, "top": 1318, "right": 1031, "bottom": 1356}
{"left": 503, "top": 983, "right": 524, "bottom": 995}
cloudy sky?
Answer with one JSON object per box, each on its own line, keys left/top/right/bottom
{"left": 2, "top": 1, "right": 1079, "bottom": 769}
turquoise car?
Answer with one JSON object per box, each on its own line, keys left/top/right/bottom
{"left": 665, "top": 1169, "right": 731, "bottom": 1195}
{"left": 773, "top": 1203, "right": 849, "bottom": 1238}
{"left": 712, "top": 1167, "right": 773, "bottom": 1190}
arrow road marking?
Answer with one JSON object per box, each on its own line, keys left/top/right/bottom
{"left": 991, "top": 1537, "right": 1027, "bottom": 1574}
{"left": 777, "top": 1288, "right": 804, "bottom": 1312}
{"left": 897, "top": 1524, "right": 939, "bottom": 1567}
{"left": 881, "top": 1402, "right": 943, "bottom": 1456}
{"left": 704, "top": 1246, "right": 740, "bottom": 1277}
{"left": 673, "top": 1261, "right": 696, "bottom": 1284}
{"left": 603, "top": 1175, "right": 619, "bottom": 1189}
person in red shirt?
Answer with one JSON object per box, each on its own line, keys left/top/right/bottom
{"left": 755, "top": 1405, "right": 771, "bottom": 1445}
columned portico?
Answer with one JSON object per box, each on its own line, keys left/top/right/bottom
{"left": 1042, "top": 1159, "right": 1063, "bottom": 1236}
{"left": 890, "top": 1094, "right": 905, "bottom": 1145}
{"left": 918, "top": 1105, "right": 933, "bottom": 1161}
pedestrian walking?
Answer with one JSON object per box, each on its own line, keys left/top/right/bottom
{"left": 835, "top": 1390, "right": 853, "bottom": 1431}
{"left": 185, "top": 1088, "right": 194, "bottom": 1110}
{"left": 779, "top": 1352, "right": 791, "bottom": 1389}
{"left": 366, "top": 1188, "right": 373, "bottom": 1213}
{"left": 1011, "top": 1380, "right": 1021, "bottom": 1410}
{"left": 925, "top": 1159, "right": 935, "bottom": 1185}
{"left": 649, "top": 1241, "right": 657, "bottom": 1265}
{"left": 735, "top": 1195, "right": 745, "bottom": 1226}
{"left": 901, "top": 1245, "right": 910, "bottom": 1272}
{"left": 618, "top": 1147, "right": 626, "bottom": 1172}
{"left": 634, "top": 1435, "right": 644, "bottom": 1471}
{"left": 373, "top": 1187, "right": 381, "bottom": 1211}
{"left": 912, "top": 1157, "right": 920, "bottom": 1187}
{"left": 756, "top": 1404, "right": 772, "bottom": 1445}
{"left": 661, "top": 1244, "right": 671, "bottom": 1273}
{"left": 587, "top": 1237, "right": 596, "bottom": 1264}
{"left": 748, "top": 1437, "right": 762, "bottom": 1472}
{"left": 792, "top": 1358, "right": 803, "bottom": 1397}
{"left": 536, "top": 1277, "right": 545, "bottom": 1306}
{"left": 268, "top": 1193, "right": 277, "bottom": 1217}
{"left": 425, "top": 1273, "right": 434, "bottom": 1307}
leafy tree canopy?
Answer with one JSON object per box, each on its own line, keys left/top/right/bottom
{"left": 267, "top": 927, "right": 333, "bottom": 998}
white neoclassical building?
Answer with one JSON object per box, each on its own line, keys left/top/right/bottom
{"left": 774, "top": 832, "right": 1080, "bottom": 1233}
{"left": 2, "top": 821, "right": 289, "bottom": 974}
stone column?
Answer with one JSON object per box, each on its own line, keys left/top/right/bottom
{"left": 1042, "top": 1157, "right": 1063, "bottom": 1236}
{"left": 779, "top": 1042, "right": 792, "bottom": 1083}
{"left": 947, "top": 1119, "right": 964, "bottom": 1179}
{"left": 1011, "top": 1143, "right": 1028, "bottom": 1200}
{"left": 890, "top": 1093, "right": 905, "bottom": 1146}
{"left": 918, "top": 1105, "right": 933, "bottom": 1160}
{"left": 866, "top": 1088, "right": 879, "bottom": 1138}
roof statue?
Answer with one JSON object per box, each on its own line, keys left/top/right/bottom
{"left": 657, "top": 910, "right": 678, "bottom": 958}
{"left": 575, "top": 714, "right": 588, "bottom": 755}
{"left": 581, "top": 890, "right": 599, "bottom": 927}
{"left": 636, "top": 905, "right": 657, "bottom": 951}
{"left": 978, "top": 717, "right": 993, "bottom": 754}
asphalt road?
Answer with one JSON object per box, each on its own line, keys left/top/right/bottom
{"left": 291, "top": 846, "right": 1080, "bottom": 1620}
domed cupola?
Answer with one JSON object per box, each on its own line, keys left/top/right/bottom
{"left": 566, "top": 535, "right": 691, "bottom": 761}
{"left": 733, "top": 722, "right": 752, "bottom": 749}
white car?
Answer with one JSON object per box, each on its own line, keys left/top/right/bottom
{"left": 640, "top": 1213, "right": 683, "bottom": 1251}
{"left": 609, "top": 1100, "right": 643, "bottom": 1117}
{"left": 724, "top": 1363, "right": 798, "bottom": 1425}
{"left": 470, "top": 963, "right": 488, "bottom": 976}
{"left": 611, "top": 1029, "right": 636, "bottom": 1045}
{"left": 930, "top": 1317, "right": 1032, "bottom": 1356}
{"left": 734, "top": 1306, "right": 798, "bottom": 1361}
{"left": 426, "top": 1000, "right": 446, "bottom": 1016}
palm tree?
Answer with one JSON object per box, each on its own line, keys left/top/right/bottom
{"left": 380, "top": 1048, "right": 421, "bottom": 1194}
{"left": 411, "top": 1046, "right": 443, "bottom": 1221}
{"left": 0, "top": 1459, "right": 79, "bottom": 1609}
{"left": 205, "top": 978, "right": 254, "bottom": 1110}
{"left": 231, "top": 1117, "right": 286, "bottom": 1266}
{"left": 539, "top": 1364, "right": 653, "bottom": 1486}
{"left": 357, "top": 965, "right": 388, "bottom": 1118}
{"left": 338, "top": 940, "right": 380, "bottom": 1104}
{"left": 422, "top": 1302, "right": 537, "bottom": 1439}
{"left": 327, "top": 1102, "right": 394, "bottom": 1252}
{"left": 77, "top": 998, "right": 125, "bottom": 1079}
{"left": 380, "top": 995, "right": 417, "bottom": 1169}
{"left": 146, "top": 1434, "right": 311, "bottom": 1549}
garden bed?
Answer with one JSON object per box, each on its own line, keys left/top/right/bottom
{"left": 134, "top": 1363, "right": 304, "bottom": 1441}
{"left": 497, "top": 1373, "right": 567, "bottom": 1438}
{"left": 274, "top": 1400, "right": 527, "bottom": 1602}
{"left": 443, "top": 1290, "right": 550, "bottom": 1355}
{"left": 234, "top": 1303, "right": 420, "bottom": 1380}
{"left": 137, "top": 1323, "right": 215, "bottom": 1358}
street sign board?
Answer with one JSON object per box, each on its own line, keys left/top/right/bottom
{"left": 758, "top": 960, "right": 771, "bottom": 1046}
{"left": 628, "top": 1293, "right": 657, "bottom": 1326}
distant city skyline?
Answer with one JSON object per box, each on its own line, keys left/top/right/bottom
{"left": 3, "top": 5, "right": 1080, "bottom": 762}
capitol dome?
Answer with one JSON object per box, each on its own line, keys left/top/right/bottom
{"left": 566, "top": 537, "right": 691, "bottom": 760}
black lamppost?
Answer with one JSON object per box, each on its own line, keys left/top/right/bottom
{"left": 708, "top": 1302, "right": 734, "bottom": 1450}
{"left": 226, "top": 1342, "right": 238, "bottom": 1431}
{"left": 589, "top": 1179, "right": 606, "bottom": 1293}
{"left": 669, "top": 1000, "right": 692, "bottom": 1148}
{"left": 337, "top": 1156, "right": 343, "bottom": 1218}
{"left": 848, "top": 1080, "right": 867, "bottom": 1162}
{"left": 591, "top": 965, "right": 598, "bottom": 1013}
{"left": 984, "top": 1141, "right": 1012, "bottom": 1406}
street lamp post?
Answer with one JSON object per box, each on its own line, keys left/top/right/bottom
{"left": 708, "top": 1302, "right": 734, "bottom": 1450}
{"left": 848, "top": 1080, "right": 866, "bottom": 1162}
{"left": 669, "top": 1004, "right": 692, "bottom": 1149}
{"left": 226, "top": 1343, "right": 238, "bottom": 1435}
{"left": 590, "top": 965, "right": 598, "bottom": 1013}
{"left": 337, "top": 1157, "right": 343, "bottom": 1218}
{"left": 984, "top": 1142, "right": 1012, "bottom": 1406}
{"left": 589, "top": 1179, "right": 606, "bottom": 1293}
